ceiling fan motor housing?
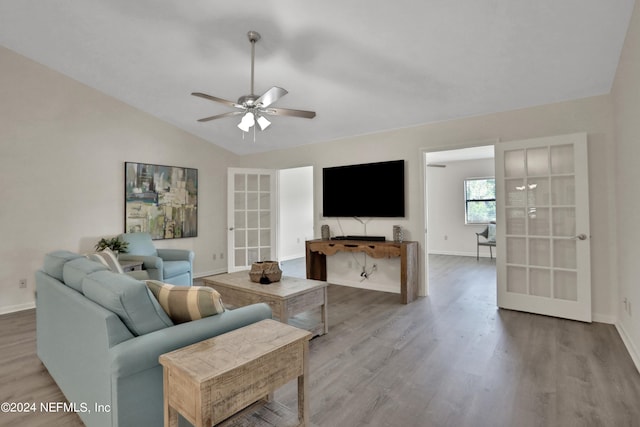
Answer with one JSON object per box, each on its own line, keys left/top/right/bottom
{"left": 237, "top": 94, "right": 259, "bottom": 107}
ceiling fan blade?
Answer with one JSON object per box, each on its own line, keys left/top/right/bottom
{"left": 265, "top": 107, "right": 316, "bottom": 119}
{"left": 191, "top": 92, "right": 240, "bottom": 108}
{"left": 197, "top": 111, "right": 244, "bottom": 122}
{"left": 256, "top": 86, "right": 288, "bottom": 108}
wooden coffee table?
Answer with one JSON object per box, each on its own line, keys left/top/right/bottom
{"left": 202, "top": 271, "right": 329, "bottom": 337}
{"left": 159, "top": 319, "right": 311, "bottom": 427}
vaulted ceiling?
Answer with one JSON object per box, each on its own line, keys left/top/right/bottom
{"left": 0, "top": 1, "right": 635, "bottom": 155}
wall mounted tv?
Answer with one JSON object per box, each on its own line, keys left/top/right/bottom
{"left": 322, "top": 160, "right": 405, "bottom": 218}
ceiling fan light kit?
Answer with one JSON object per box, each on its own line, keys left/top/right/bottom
{"left": 192, "top": 31, "right": 316, "bottom": 141}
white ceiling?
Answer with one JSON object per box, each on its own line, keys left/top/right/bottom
{"left": 0, "top": 1, "right": 634, "bottom": 155}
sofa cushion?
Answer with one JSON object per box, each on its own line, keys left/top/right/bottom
{"left": 87, "top": 248, "right": 124, "bottom": 274}
{"left": 82, "top": 271, "right": 173, "bottom": 336}
{"left": 145, "top": 280, "right": 225, "bottom": 324}
{"left": 43, "top": 250, "right": 84, "bottom": 281}
{"left": 487, "top": 223, "right": 496, "bottom": 242}
{"left": 63, "top": 257, "right": 110, "bottom": 293}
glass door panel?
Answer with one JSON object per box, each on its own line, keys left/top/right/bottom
{"left": 507, "top": 266, "right": 527, "bottom": 294}
{"left": 506, "top": 208, "right": 526, "bottom": 234}
{"left": 530, "top": 269, "right": 551, "bottom": 297}
{"left": 553, "top": 239, "right": 577, "bottom": 269}
{"left": 528, "top": 207, "right": 550, "bottom": 236}
{"left": 527, "top": 178, "right": 550, "bottom": 205}
{"left": 550, "top": 144, "right": 574, "bottom": 174}
{"left": 506, "top": 178, "right": 526, "bottom": 206}
{"left": 529, "top": 238, "right": 550, "bottom": 267}
{"left": 551, "top": 176, "right": 575, "bottom": 205}
{"left": 552, "top": 207, "right": 576, "bottom": 237}
{"left": 526, "top": 147, "right": 549, "bottom": 176}
{"left": 554, "top": 271, "right": 578, "bottom": 301}
{"left": 504, "top": 150, "right": 526, "bottom": 177}
{"left": 506, "top": 237, "right": 526, "bottom": 264}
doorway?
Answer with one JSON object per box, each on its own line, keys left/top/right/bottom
{"left": 424, "top": 145, "right": 496, "bottom": 296}
{"left": 278, "top": 166, "right": 314, "bottom": 278}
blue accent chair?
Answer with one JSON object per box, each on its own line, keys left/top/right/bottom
{"left": 118, "top": 233, "right": 194, "bottom": 286}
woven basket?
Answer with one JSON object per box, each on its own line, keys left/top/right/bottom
{"left": 249, "top": 261, "right": 282, "bottom": 284}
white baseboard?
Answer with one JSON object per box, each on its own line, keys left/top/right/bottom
{"left": 616, "top": 322, "right": 640, "bottom": 373}
{"left": 428, "top": 250, "right": 493, "bottom": 258}
{"left": 327, "top": 277, "right": 400, "bottom": 295}
{"left": 279, "top": 254, "right": 305, "bottom": 262}
{"left": 592, "top": 313, "right": 616, "bottom": 324}
{"left": 0, "top": 301, "right": 36, "bottom": 315}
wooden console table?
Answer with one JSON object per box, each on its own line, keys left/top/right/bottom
{"left": 306, "top": 239, "right": 419, "bottom": 304}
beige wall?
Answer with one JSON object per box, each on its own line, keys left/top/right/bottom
{"left": 612, "top": 0, "right": 640, "bottom": 366}
{"left": 238, "top": 95, "right": 617, "bottom": 322}
{"left": 0, "top": 46, "right": 239, "bottom": 313}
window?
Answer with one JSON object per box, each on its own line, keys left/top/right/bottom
{"left": 464, "top": 178, "right": 496, "bottom": 224}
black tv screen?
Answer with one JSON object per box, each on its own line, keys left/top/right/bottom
{"left": 322, "top": 160, "right": 405, "bottom": 217}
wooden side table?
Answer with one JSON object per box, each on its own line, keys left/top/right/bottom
{"left": 159, "top": 319, "right": 312, "bottom": 427}
{"left": 119, "top": 260, "right": 143, "bottom": 272}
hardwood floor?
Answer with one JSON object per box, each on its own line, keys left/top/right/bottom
{"left": 2, "top": 255, "right": 640, "bottom": 426}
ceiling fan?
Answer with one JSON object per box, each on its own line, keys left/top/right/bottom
{"left": 192, "top": 31, "right": 316, "bottom": 137}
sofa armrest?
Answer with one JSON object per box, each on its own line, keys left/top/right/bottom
{"left": 157, "top": 248, "right": 195, "bottom": 262}
{"left": 118, "top": 254, "right": 163, "bottom": 270}
{"left": 109, "top": 303, "right": 272, "bottom": 378}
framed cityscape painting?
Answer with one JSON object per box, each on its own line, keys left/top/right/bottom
{"left": 124, "top": 162, "right": 198, "bottom": 239}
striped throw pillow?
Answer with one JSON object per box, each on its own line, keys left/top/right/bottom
{"left": 145, "top": 280, "right": 225, "bottom": 324}
{"left": 88, "top": 248, "right": 124, "bottom": 274}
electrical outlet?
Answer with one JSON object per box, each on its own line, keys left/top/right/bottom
{"left": 212, "top": 254, "right": 217, "bottom": 260}
{"left": 444, "top": 235, "right": 448, "bottom": 240}
{"left": 220, "top": 253, "right": 224, "bottom": 260}
{"left": 19, "top": 279, "right": 27, "bottom": 289}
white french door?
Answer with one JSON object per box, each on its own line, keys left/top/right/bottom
{"left": 496, "top": 133, "right": 591, "bottom": 322}
{"left": 227, "top": 168, "right": 277, "bottom": 272}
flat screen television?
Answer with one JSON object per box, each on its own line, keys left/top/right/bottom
{"left": 322, "top": 160, "right": 405, "bottom": 217}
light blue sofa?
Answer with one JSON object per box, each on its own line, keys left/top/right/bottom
{"left": 36, "top": 250, "right": 272, "bottom": 427}
{"left": 117, "top": 232, "right": 194, "bottom": 286}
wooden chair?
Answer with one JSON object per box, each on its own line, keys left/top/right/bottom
{"left": 476, "top": 222, "right": 496, "bottom": 260}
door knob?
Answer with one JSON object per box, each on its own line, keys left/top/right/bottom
{"left": 573, "top": 234, "right": 587, "bottom": 240}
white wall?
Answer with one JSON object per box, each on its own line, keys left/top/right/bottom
{"left": 0, "top": 46, "right": 239, "bottom": 314}
{"left": 237, "top": 95, "right": 617, "bottom": 322}
{"left": 427, "top": 158, "right": 495, "bottom": 257}
{"left": 278, "top": 166, "right": 314, "bottom": 261}
{"left": 612, "top": 0, "right": 640, "bottom": 368}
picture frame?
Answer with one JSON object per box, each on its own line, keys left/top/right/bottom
{"left": 124, "top": 162, "right": 198, "bottom": 239}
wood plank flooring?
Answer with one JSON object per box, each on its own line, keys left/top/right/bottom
{"left": 2, "top": 255, "right": 639, "bottom": 426}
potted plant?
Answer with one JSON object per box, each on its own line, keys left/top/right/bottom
{"left": 95, "top": 237, "right": 129, "bottom": 254}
